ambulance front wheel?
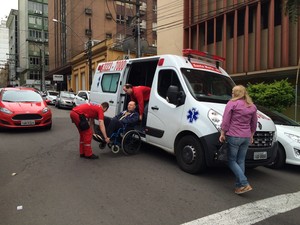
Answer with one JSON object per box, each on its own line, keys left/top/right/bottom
{"left": 175, "top": 135, "right": 206, "bottom": 174}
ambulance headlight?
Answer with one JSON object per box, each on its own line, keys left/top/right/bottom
{"left": 208, "top": 109, "right": 222, "bottom": 131}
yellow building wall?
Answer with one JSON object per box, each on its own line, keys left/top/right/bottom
{"left": 70, "top": 40, "right": 135, "bottom": 92}
{"left": 157, "top": 0, "right": 183, "bottom": 55}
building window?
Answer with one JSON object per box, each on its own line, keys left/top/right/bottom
{"left": 29, "top": 29, "right": 42, "bottom": 39}
{"left": 36, "top": 17, "right": 42, "bottom": 26}
{"left": 29, "top": 16, "right": 42, "bottom": 26}
{"left": 227, "top": 13, "right": 234, "bottom": 39}
{"left": 29, "top": 16, "right": 36, "bottom": 24}
{"left": 152, "top": 40, "right": 157, "bottom": 47}
{"left": 106, "top": 33, "right": 112, "bottom": 39}
{"left": 116, "top": 14, "right": 125, "bottom": 24}
{"left": 238, "top": 9, "right": 245, "bottom": 36}
{"left": 261, "top": 2, "right": 269, "bottom": 29}
{"left": 30, "top": 57, "right": 40, "bottom": 66}
{"left": 153, "top": 4, "right": 157, "bottom": 14}
{"left": 207, "top": 19, "right": 214, "bottom": 44}
{"left": 43, "top": 18, "right": 48, "bottom": 27}
{"left": 116, "top": 33, "right": 125, "bottom": 41}
{"left": 152, "top": 22, "right": 157, "bottom": 31}
{"left": 28, "top": 1, "right": 43, "bottom": 13}
{"left": 44, "top": 57, "right": 49, "bottom": 66}
{"left": 216, "top": 17, "right": 223, "bottom": 42}
{"left": 43, "top": 4, "right": 48, "bottom": 15}
{"left": 249, "top": 7, "right": 254, "bottom": 33}
{"left": 140, "top": 20, "right": 146, "bottom": 29}
{"left": 274, "top": 0, "right": 282, "bottom": 26}
{"left": 106, "top": 13, "right": 112, "bottom": 20}
{"left": 29, "top": 70, "right": 40, "bottom": 80}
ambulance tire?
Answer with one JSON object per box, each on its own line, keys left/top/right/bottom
{"left": 266, "top": 144, "right": 286, "bottom": 169}
{"left": 175, "top": 135, "right": 206, "bottom": 174}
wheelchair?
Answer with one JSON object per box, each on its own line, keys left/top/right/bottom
{"left": 97, "top": 125, "right": 142, "bottom": 155}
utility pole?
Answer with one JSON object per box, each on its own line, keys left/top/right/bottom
{"left": 136, "top": 0, "right": 141, "bottom": 58}
{"left": 116, "top": 0, "right": 141, "bottom": 58}
{"left": 40, "top": 6, "right": 46, "bottom": 92}
{"left": 40, "top": 49, "right": 43, "bottom": 91}
{"left": 41, "top": 43, "right": 46, "bottom": 91}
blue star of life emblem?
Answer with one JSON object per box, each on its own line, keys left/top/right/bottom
{"left": 187, "top": 108, "right": 199, "bottom": 123}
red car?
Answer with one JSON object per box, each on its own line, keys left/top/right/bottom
{"left": 0, "top": 87, "right": 52, "bottom": 130}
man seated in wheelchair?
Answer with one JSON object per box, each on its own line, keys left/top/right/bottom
{"left": 93, "top": 101, "right": 139, "bottom": 144}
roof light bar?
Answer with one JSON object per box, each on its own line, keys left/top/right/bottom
{"left": 182, "top": 49, "right": 225, "bottom": 62}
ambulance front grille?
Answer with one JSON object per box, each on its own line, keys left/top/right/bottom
{"left": 249, "top": 131, "right": 274, "bottom": 148}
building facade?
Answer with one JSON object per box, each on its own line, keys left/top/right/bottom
{"left": 183, "top": 0, "right": 300, "bottom": 120}
{"left": 6, "top": 9, "right": 19, "bottom": 87}
{"left": 0, "top": 19, "right": 9, "bottom": 87}
{"left": 0, "top": 19, "right": 9, "bottom": 68}
{"left": 48, "top": 0, "right": 157, "bottom": 92}
{"left": 18, "top": 0, "right": 49, "bottom": 91}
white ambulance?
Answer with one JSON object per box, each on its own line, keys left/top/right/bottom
{"left": 90, "top": 49, "right": 278, "bottom": 174}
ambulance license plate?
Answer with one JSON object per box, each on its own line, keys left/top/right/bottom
{"left": 21, "top": 120, "right": 35, "bottom": 125}
{"left": 253, "top": 152, "right": 267, "bottom": 160}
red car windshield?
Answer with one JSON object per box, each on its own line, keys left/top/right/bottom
{"left": 2, "top": 90, "right": 43, "bottom": 102}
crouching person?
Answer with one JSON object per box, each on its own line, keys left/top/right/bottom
{"left": 70, "top": 102, "right": 110, "bottom": 159}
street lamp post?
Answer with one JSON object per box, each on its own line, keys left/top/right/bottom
{"left": 52, "top": 18, "right": 93, "bottom": 89}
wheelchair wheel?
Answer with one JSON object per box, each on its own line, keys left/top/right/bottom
{"left": 111, "top": 145, "right": 120, "bottom": 154}
{"left": 121, "top": 130, "right": 141, "bottom": 155}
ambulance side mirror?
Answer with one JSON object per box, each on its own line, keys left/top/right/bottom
{"left": 166, "top": 85, "right": 185, "bottom": 106}
{"left": 177, "top": 91, "right": 186, "bottom": 106}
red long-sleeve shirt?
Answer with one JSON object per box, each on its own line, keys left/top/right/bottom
{"left": 130, "top": 86, "right": 151, "bottom": 115}
{"left": 72, "top": 103, "right": 104, "bottom": 121}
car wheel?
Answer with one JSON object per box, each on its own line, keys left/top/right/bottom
{"left": 175, "top": 135, "right": 206, "bottom": 174}
{"left": 267, "top": 144, "right": 286, "bottom": 169}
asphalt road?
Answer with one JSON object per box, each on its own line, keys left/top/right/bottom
{"left": 0, "top": 106, "right": 300, "bottom": 225}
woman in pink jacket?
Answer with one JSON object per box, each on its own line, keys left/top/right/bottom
{"left": 219, "top": 85, "right": 257, "bottom": 195}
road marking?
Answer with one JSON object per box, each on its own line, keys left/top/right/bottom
{"left": 182, "top": 191, "right": 300, "bottom": 225}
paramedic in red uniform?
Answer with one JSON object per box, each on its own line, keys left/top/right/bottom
{"left": 123, "top": 84, "right": 151, "bottom": 124}
{"left": 70, "top": 102, "right": 110, "bottom": 159}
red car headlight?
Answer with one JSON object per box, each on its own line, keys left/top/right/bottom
{"left": 42, "top": 107, "right": 50, "bottom": 113}
{"left": 0, "top": 107, "right": 13, "bottom": 114}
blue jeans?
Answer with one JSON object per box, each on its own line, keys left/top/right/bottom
{"left": 226, "top": 136, "right": 250, "bottom": 188}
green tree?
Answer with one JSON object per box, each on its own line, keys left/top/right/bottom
{"left": 247, "top": 79, "right": 295, "bottom": 112}
{"left": 284, "top": 0, "right": 300, "bottom": 22}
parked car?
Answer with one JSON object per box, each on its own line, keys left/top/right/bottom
{"left": 73, "top": 90, "right": 90, "bottom": 106}
{"left": 44, "top": 91, "right": 59, "bottom": 105}
{"left": 257, "top": 106, "right": 300, "bottom": 168}
{"left": 55, "top": 91, "right": 75, "bottom": 109}
{"left": 0, "top": 87, "right": 52, "bottom": 130}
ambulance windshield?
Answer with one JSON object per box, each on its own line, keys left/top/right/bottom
{"left": 181, "top": 68, "right": 235, "bottom": 103}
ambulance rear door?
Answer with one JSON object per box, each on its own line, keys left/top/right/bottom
{"left": 91, "top": 60, "right": 128, "bottom": 118}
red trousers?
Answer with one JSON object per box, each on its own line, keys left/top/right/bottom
{"left": 70, "top": 110, "right": 93, "bottom": 157}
